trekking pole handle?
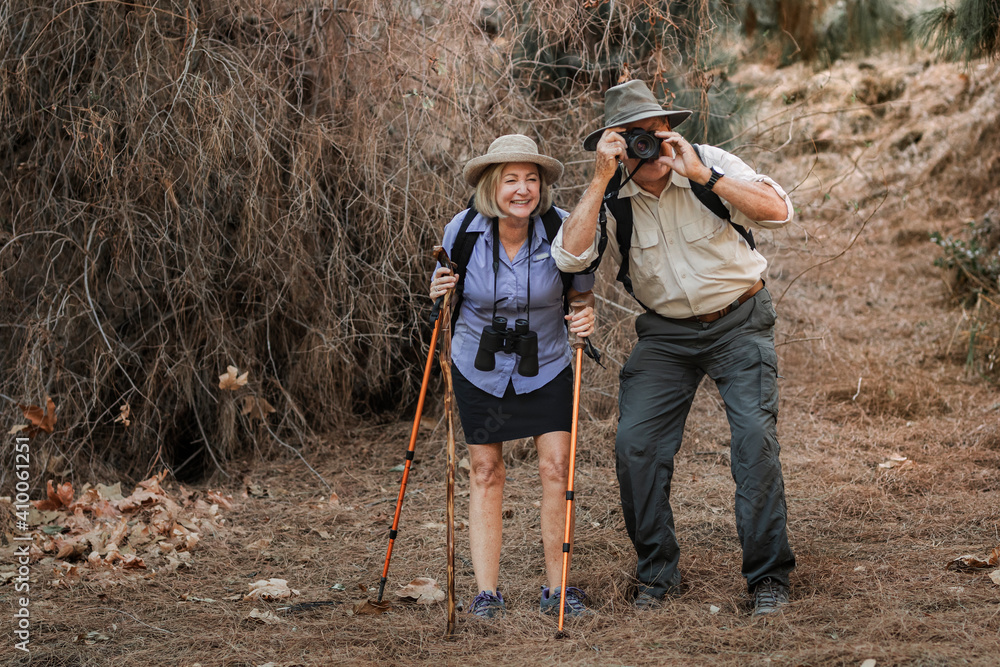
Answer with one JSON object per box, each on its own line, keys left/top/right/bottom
{"left": 569, "top": 300, "right": 587, "bottom": 350}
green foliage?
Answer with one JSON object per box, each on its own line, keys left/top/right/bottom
{"left": 931, "top": 216, "right": 1000, "bottom": 300}
{"left": 913, "top": 0, "right": 1000, "bottom": 62}
{"left": 932, "top": 213, "right": 1000, "bottom": 381}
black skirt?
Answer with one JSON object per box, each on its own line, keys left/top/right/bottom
{"left": 451, "top": 364, "right": 574, "bottom": 444}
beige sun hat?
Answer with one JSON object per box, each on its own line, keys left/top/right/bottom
{"left": 583, "top": 80, "right": 692, "bottom": 151}
{"left": 462, "top": 134, "right": 564, "bottom": 187}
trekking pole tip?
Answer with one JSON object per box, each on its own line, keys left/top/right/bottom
{"left": 377, "top": 577, "right": 387, "bottom": 603}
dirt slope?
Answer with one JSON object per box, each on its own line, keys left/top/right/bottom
{"left": 6, "top": 51, "right": 1000, "bottom": 667}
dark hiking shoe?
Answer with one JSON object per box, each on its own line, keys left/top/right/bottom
{"left": 540, "top": 586, "right": 594, "bottom": 617}
{"left": 752, "top": 578, "right": 789, "bottom": 616}
{"left": 634, "top": 583, "right": 683, "bottom": 610}
{"left": 634, "top": 591, "right": 665, "bottom": 610}
{"left": 469, "top": 589, "right": 505, "bottom": 619}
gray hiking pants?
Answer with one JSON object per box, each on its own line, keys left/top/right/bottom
{"left": 616, "top": 287, "right": 795, "bottom": 597}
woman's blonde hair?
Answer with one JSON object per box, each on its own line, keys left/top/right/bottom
{"left": 473, "top": 162, "right": 552, "bottom": 219}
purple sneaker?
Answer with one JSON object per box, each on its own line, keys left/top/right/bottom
{"left": 469, "top": 589, "right": 505, "bottom": 619}
{"left": 540, "top": 586, "right": 594, "bottom": 617}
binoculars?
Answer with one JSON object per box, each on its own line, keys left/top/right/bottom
{"left": 474, "top": 316, "right": 539, "bottom": 377}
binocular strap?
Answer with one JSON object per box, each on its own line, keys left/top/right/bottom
{"left": 490, "top": 216, "right": 533, "bottom": 327}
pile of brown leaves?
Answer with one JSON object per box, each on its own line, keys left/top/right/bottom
{"left": 25, "top": 471, "right": 233, "bottom": 586}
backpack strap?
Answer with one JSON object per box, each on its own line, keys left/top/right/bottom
{"left": 600, "top": 167, "right": 651, "bottom": 311}
{"left": 447, "top": 198, "right": 483, "bottom": 332}
{"left": 690, "top": 145, "right": 756, "bottom": 250}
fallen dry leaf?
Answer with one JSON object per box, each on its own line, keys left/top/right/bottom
{"left": 245, "top": 578, "right": 300, "bottom": 601}
{"left": 34, "top": 480, "right": 75, "bottom": 511}
{"left": 241, "top": 395, "right": 276, "bottom": 420}
{"left": 206, "top": 490, "right": 235, "bottom": 511}
{"left": 17, "top": 396, "right": 57, "bottom": 437}
{"left": 219, "top": 365, "right": 249, "bottom": 391}
{"left": 114, "top": 403, "right": 131, "bottom": 426}
{"left": 988, "top": 570, "right": 1000, "bottom": 586}
{"left": 246, "top": 608, "right": 286, "bottom": 625}
{"left": 353, "top": 599, "right": 391, "bottom": 615}
{"left": 947, "top": 545, "right": 1000, "bottom": 571}
{"left": 396, "top": 577, "right": 445, "bottom": 604}
{"left": 74, "top": 630, "right": 110, "bottom": 644}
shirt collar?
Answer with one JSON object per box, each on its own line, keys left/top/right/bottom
{"left": 468, "top": 211, "right": 549, "bottom": 251}
{"left": 618, "top": 165, "right": 692, "bottom": 199}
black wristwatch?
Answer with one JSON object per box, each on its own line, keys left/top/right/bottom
{"left": 705, "top": 165, "right": 725, "bottom": 191}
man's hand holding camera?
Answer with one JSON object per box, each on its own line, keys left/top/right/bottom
{"left": 595, "top": 127, "right": 709, "bottom": 185}
{"left": 653, "top": 132, "right": 712, "bottom": 185}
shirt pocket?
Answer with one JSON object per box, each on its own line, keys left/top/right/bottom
{"left": 629, "top": 225, "right": 661, "bottom": 281}
{"left": 680, "top": 213, "right": 737, "bottom": 266}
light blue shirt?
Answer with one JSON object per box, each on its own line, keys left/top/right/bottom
{"left": 438, "top": 208, "right": 595, "bottom": 398}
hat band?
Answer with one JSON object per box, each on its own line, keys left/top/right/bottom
{"left": 607, "top": 103, "right": 670, "bottom": 126}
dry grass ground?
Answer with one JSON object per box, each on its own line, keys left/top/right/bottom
{"left": 6, "top": 52, "right": 1000, "bottom": 666}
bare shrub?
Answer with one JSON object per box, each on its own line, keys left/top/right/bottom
{"left": 1, "top": 0, "right": 740, "bottom": 481}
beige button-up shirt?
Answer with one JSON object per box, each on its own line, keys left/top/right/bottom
{"left": 551, "top": 144, "right": 793, "bottom": 319}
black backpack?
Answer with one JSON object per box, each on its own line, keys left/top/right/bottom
{"left": 591, "top": 144, "right": 756, "bottom": 310}
{"left": 446, "top": 200, "right": 575, "bottom": 334}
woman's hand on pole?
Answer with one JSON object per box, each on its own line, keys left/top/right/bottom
{"left": 565, "top": 290, "right": 596, "bottom": 338}
{"left": 430, "top": 266, "right": 458, "bottom": 300}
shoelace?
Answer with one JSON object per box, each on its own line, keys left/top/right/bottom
{"left": 470, "top": 591, "right": 503, "bottom": 617}
{"left": 560, "top": 587, "right": 588, "bottom": 612}
{"left": 755, "top": 580, "right": 784, "bottom": 609}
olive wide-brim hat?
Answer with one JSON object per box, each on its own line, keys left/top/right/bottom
{"left": 462, "top": 134, "right": 564, "bottom": 187}
{"left": 583, "top": 80, "right": 692, "bottom": 151}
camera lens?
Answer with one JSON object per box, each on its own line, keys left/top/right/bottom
{"left": 626, "top": 129, "right": 661, "bottom": 160}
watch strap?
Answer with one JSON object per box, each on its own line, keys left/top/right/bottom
{"left": 705, "top": 167, "right": 722, "bottom": 191}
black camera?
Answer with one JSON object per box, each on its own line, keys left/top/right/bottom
{"left": 474, "top": 316, "right": 539, "bottom": 377}
{"left": 623, "top": 128, "right": 662, "bottom": 160}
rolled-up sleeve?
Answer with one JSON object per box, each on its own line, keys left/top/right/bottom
{"left": 552, "top": 225, "right": 602, "bottom": 273}
{"left": 711, "top": 147, "right": 794, "bottom": 230}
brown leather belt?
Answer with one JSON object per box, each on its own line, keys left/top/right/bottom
{"left": 685, "top": 279, "right": 765, "bottom": 323}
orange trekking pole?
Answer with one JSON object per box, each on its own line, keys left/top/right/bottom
{"left": 377, "top": 247, "right": 453, "bottom": 604}
{"left": 557, "top": 300, "right": 587, "bottom": 635}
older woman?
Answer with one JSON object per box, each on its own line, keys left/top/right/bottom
{"left": 430, "top": 135, "right": 596, "bottom": 620}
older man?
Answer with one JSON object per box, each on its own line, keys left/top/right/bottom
{"left": 552, "top": 80, "right": 796, "bottom": 615}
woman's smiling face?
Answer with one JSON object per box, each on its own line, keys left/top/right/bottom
{"left": 495, "top": 162, "right": 540, "bottom": 222}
